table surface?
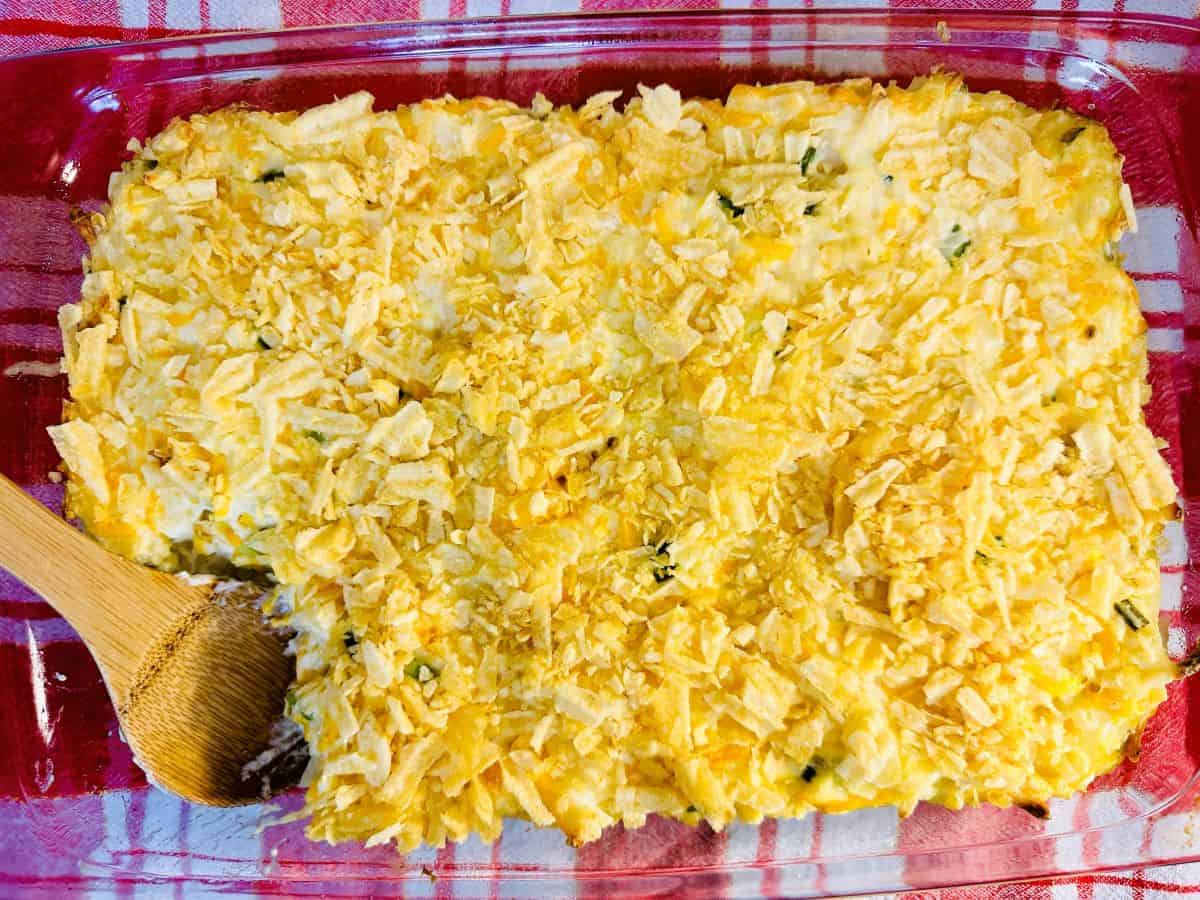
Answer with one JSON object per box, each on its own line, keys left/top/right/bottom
{"left": 4, "top": 1, "right": 1200, "bottom": 897}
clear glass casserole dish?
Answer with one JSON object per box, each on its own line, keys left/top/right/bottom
{"left": 1, "top": 9, "right": 1199, "bottom": 895}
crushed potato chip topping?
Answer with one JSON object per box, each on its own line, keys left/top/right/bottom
{"left": 52, "top": 74, "right": 1177, "bottom": 850}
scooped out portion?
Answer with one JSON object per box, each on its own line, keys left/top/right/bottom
{"left": 52, "top": 73, "right": 1177, "bottom": 850}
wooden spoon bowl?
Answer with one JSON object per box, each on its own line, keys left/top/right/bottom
{"left": 0, "top": 474, "right": 305, "bottom": 805}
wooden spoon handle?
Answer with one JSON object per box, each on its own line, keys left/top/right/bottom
{"left": 0, "top": 473, "right": 207, "bottom": 699}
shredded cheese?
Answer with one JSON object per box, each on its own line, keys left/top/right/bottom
{"left": 52, "top": 74, "right": 1177, "bottom": 851}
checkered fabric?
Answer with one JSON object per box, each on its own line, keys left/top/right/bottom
{"left": 2, "top": 2, "right": 1200, "bottom": 897}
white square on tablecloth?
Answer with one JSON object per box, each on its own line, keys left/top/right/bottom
{"left": 166, "top": 0, "right": 201, "bottom": 29}
{"left": 119, "top": 0, "right": 149, "bottom": 28}
{"left": 1122, "top": 207, "right": 1182, "bottom": 275}
{"left": 207, "top": 0, "right": 282, "bottom": 29}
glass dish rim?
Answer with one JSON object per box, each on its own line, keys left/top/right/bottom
{"left": 4, "top": 6, "right": 1200, "bottom": 66}
{"left": 2, "top": 6, "right": 1199, "bottom": 893}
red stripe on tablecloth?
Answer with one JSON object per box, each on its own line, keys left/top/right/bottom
{"left": 0, "top": 272, "right": 81, "bottom": 319}
{"left": 0, "top": 264, "right": 77, "bottom": 276}
{"left": 4, "top": 1, "right": 123, "bottom": 29}
{"left": 0, "top": 602, "right": 63, "bottom": 620}
{"left": 148, "top": 0, "right": 167, "bottom": 30}
{"left": 0, "top": 324, "right": 65, "bottom": 349}
{"left": 811, "top": 812, "right": 826, "bottom": 895}
{"left": 114, "top": 786, "right": 150, "bottom": 899}
{"left": 1081, "top": 795, "right": 1102, "bottom": 876}
{"left": 0, "top": 198, "right": 86, "bottom": 274}
{"left": 1132, "top": 867, "right": 1147, "bottom": 900}
{"left": 750, "top": 0, "right": 770, "bottom": 69}
{"left": 801, "top": 0, "right": 815, "bottom": 76}
{"left": 172, "top": 799, "right": 191, "bottom": 900}
{"left": 1084, "top": 874, "right": 1200, "bottom": 894}
{"left": 0, "top": 369, "right": 65, "bottom": 487}
{"left": 434, "top": 841, "right": 457, "bottom": 900}
{"left": 1080, "top": 801, "right": 1099, "bottom": 900}
{"left": 0, "top": 307, "right": 65, "bottom": 327}
{"left": 489, "top": 831, "right": 502, "bottom": 900}
{"left": 888, "top": 0, "right": 1037, "bottom": 7}
{"left": 906, "top": 884, "right": 1049, "bottom": 900}
{"left": 1148, "top": 351, "right": 1186, "bottom": 490}
{"left": 1148, "top": 312, "right": 1185, "bottom": 329}
{"left": 579, "top": 0, "right": 718, "bottom": 9}
{"left": 1045, "top": 0, "right": 1080, "bottom": 93}
{"left": 0, "top": 17, "right": 193, "bottom": 40}
{"left": 755, "top": 818, "right": 778, "bottom": 897}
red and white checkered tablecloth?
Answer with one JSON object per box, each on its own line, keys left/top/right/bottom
{"left": 3, "top": 1, "right": 1200, "bottom": 897}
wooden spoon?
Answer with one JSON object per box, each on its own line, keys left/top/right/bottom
{"left": 0, "top": 473, "right": 306, "bottom": 805}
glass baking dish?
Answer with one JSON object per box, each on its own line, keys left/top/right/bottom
{"left": 2, "top": 8, "right": 1199, "bottom": 895}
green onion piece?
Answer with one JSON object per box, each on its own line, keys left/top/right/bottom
{"left": 256, "top": 169, "right": 285, "bottom": 183}
{"left": 974, "top": 551, "right": 990, "bottom": 564}
{"left": 940, "top": 225, "right": 971, "bottom": 263}
{"left": 717, "top": 194, "right": 745, "bottom": 219}
{"left": 1115, "top": 599, "right": 1149, "bottom": 631}
{"left": 1061, "top": 126, "right": 1085, "bottom": 144}
{"left": 285, "top": 690, "right": 314, "bottom": 723}
{"left": 800, "top": 145, "right": 816, "bottom": 176}
{"left": 304, "top": 430, "right": 328, "bottom": 444}
{"left": 256, "top": 336, "right": 271, "bottom": 350}
{"left": 404, "top": 656, "right": 442, "bottom": 682}
{"left": 803, "top": 203, "right": 819, "bottom": 216}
